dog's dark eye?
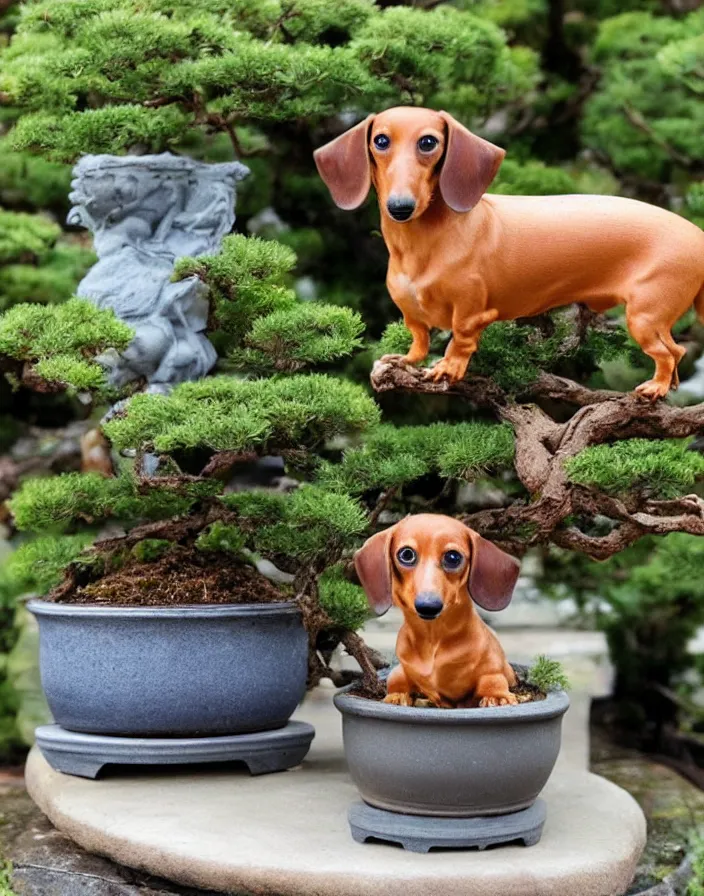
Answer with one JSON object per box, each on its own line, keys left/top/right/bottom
{"left": 397, "top": 546, "right": 417, "bottom": 567}
{"left": 418, "top": 135, "right": 439, "bottom": 153}
{"left": 373, "top": 134, "right": 390, "bottom": 150}
{"left": 442, "top": 550, "right": 464, "bottom": 570}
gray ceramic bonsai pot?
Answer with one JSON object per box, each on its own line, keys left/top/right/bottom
{"left": 334, "top": 681, "right": 569, "bottom": 817}
{"left": 28, "top": 600, "right": 308, "bottom": 738}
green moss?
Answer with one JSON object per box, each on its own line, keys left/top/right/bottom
{"left": 195, "top": 522, "right": 247, "bottom": 555}
{"left": 130, "top": 539, "right": 171, "bottom": 563}
{"left": 566, "top": 439, "right": 704, "bottom": 498}
{"left": 0, "top": 860, "right": 17, "bottom": 896}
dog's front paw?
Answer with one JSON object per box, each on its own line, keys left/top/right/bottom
{"left": 425, "top": 357, "right": 468, "bottom": 384}
{"left": 383, "top": 692, "right": 414, "bottom": 706}
{"left": 634, "top": 378, "right": 669, "bottom": 401}
{"left": 478, "top": 694, "right": 518, "bottom": 708}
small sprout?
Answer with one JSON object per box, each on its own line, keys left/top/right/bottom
{"left": 527, "top": 655, "right": 570, "bottom": 693}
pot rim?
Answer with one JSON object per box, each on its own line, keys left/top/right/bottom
{"left": 26, "top": 598, "right": 300, "bottom": 620}
{"left": 333, "top": 680, "right": 569, "bottom": 724}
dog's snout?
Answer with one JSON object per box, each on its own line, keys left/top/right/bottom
{"left": 387, "top": 196, "right": 416, "bottom": 222}
{"left": 414, "top": 592, "right": 444, "bottom": 620}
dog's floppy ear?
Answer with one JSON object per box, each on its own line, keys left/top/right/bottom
{"left": 354, "top": 524, "right": 395, "bottom": 616}
{"left": 314, "top": 114, "right": 374, "bottom": 211}
{"left": 438, "top": 111, "right": 505, "bottom": 213}
{"left": 466, "top": 528, "right": 520, "bottom": 612}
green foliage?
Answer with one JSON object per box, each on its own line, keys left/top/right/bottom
{"left": 378, "top": 310, "right": 628, "bottom": 394}
{"left": 224, "top": 485, "right": 367, "bottom": 560}
{"left": 378, "top": 322, "right": 413, "bottom": 358}
{"left": 0, "top": 240, "right": 95, "bottom": 313}
{"left": 527, "top": 655, "right": 570, "bottom": 692}
{"left": 566, "top": 439, "right": 704, "bottom": 499}
{"left": 10, "top": 472, "right": 213, "bottom": 532}
{"left": 0, "top": 143, "right": 71, "bottom": 211}
{"left": 319, "top": 422, "right": 515, "bottom": 495}
{"left": 0, "top": 0, "right": 535, "bottom": 159}
{"left": 491, "top": 159, "right": 579, "bottom": 196}
{"left": 687, "top": 832, "right": 704, "bottom": 896}
{"left": 230, "top": 304, "right": 365, "bottom": 373}
{"left": 352, "top": 5, "right": 534, "bottom": 115}
{"left": 318, "top": 564, "right": 369, "bottom": 631}
{"left": 0, "top": 209, "right": 59, "bottom": 264}
{"left": 544, "top": 534, "right": 704, "bottom": 728}
{"left": 174, "top": 234, "right": 297, "bottom": 354}
{"left": 4, "top": 534, "right": 91, "bottom": 595}
{"left": 0, "top": 298, "right": 132, "bottom": 392}
{"left": 104, "top": 374, "right": 380, "bottom": 454}
{"left": 583, "top": 9, "right": 704, "bottom": 181}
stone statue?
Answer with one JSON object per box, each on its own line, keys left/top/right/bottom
{"left": 68, "top": 153, "right": 249, "bottom": 391}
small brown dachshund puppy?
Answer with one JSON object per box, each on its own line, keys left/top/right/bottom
{"left": 315, "top": 106, "right": 704, "bottom": 400}
{"left": 354, "top": 514, "right": 520, "bottom": 708}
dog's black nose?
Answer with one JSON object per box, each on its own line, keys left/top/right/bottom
{"left": 387, "top": 197, "right": 416, "bottom": 222}
{"left": 414, "top": 592, "right": 444, "bottom": 620}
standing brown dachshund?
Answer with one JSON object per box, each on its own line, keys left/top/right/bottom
{"left": 354, "top": 514, "right": 520, "bottom": 708}
{"left": 314, "top": 106, "right": 704, "bottom": 399}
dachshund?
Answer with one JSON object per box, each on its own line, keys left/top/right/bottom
{"left": 354, "top": 514, "right": 520, "bottom": 708}
{"left": 314, "top": 106, "right": 704, "bottom": 400}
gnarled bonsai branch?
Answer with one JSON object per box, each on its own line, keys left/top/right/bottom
{"left": 370, "top": 358, "right": 704, "bottom": 559}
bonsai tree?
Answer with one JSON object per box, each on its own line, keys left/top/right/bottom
{"left": 1, "top": 0, "right": 704, "bottom": 736}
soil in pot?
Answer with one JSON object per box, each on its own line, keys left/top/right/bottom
{"left": 47, "top": 543, "right": 290, "bottom": 607}
{"left": 348, "top": 673, "right": 547, "bottom": 707}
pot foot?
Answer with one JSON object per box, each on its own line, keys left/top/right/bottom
{"left": 348, "top": 799, "right": 546, "bottom": 851}
{"left": 35, "top": 721, "right": 315, "bottom": 779}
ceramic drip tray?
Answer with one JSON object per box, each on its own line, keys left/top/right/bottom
{"left": 35, "top": 721, "right": 315, "bottom": 779}
{"left": 348, "top": 799, "right": 546, "bottom": 853}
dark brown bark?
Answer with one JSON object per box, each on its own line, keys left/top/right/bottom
{"left": 370, "top": 358, "right": 704, "bottom": 559}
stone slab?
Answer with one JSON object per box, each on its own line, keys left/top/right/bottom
{"left": 26, "top": 688, "right": 646, "bottom": 896}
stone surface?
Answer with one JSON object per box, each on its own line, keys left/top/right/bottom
{"left": 592, "top": 728, "right": 704, "bottom": 894}
{"left": 26, "top": 685, "right": 646, "bottom": 896}
{"left": 0, "top": 772, "right": 222, "bottom": 895}
{"left": 69, "top": 153, "right": 249, "bottom": 390}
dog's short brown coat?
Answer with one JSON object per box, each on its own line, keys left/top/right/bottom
{"left": 354, "top": 514, "right": 520, "bottom": 708}
{"left": 315, "top": 106, "right": 704, "bottom": 400}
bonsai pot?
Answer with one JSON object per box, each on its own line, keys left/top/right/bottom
{"left": 334, "top": 682, "right": 569, "bottom": 817}
{"left": 29, "top": 600, "right": 308, "bottom": 738}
